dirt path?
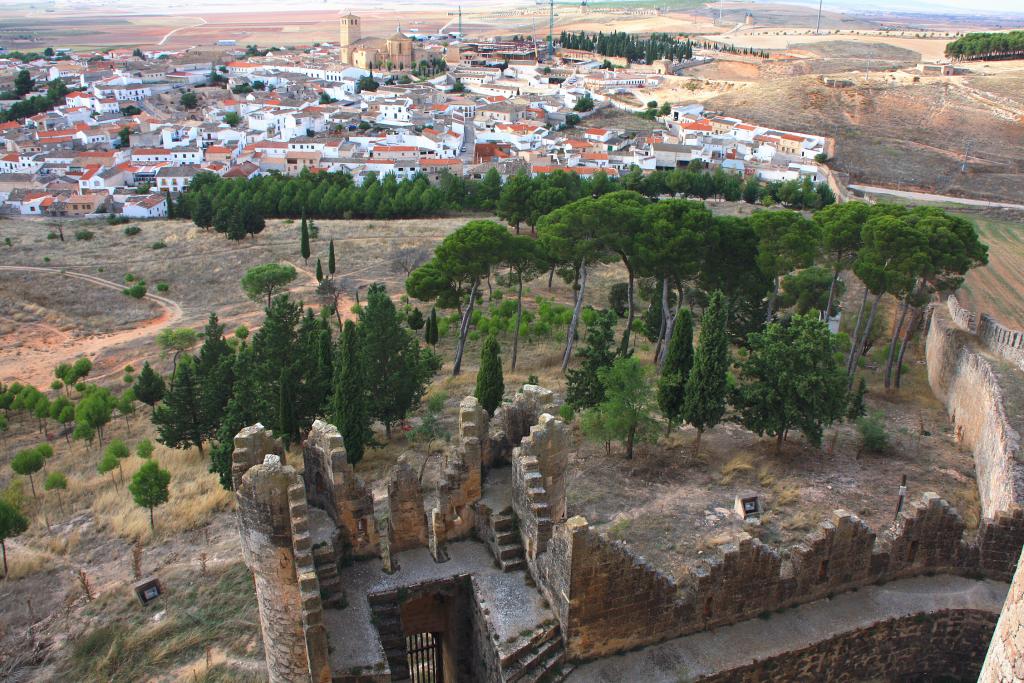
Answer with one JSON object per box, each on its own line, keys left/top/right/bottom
{"left": 157, "top": 16, "right": 206, "bottom": 46}
{"left": 848, "top": 185, "right": 1024, "bottom": 210}
{"left": 0, "top": 266, "right": 183, "bottom": 388}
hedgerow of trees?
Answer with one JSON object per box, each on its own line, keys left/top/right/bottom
{"left": 945, "top": 31, "right": 1024, "bottom": 61}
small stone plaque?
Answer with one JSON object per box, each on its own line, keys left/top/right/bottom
{"left": 134, "top": 577, "right": 162, "bottom": 606}
{"left": 735, "top": 494, "right": 761, "bottom": 519}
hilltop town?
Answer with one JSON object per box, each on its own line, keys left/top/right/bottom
{"left": 0, "top": 12, "right": 840, "bottom": 219}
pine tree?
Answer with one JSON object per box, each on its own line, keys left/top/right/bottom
{"left": 425, "top": 307, "right": 439, "bottom": 346}
{"left": 195, "top": 313, "right": 234, "bottom": 437}
{"left": 360, "top": 283, "right": 436, "bottom": 438}
{"left": 328, "top": 239, "right": 336, "bottom": 277}
{"left": 152, "top": 358, "right": 206, "bottom": 455}
{"left": 209, "top": 343, "right": 260, "bottom": 489}
{"left": 475, "top": 335, "right": 504, "bottom": 414}
{"left": 331, "top": 320, "right": 370, "bottom": 466}
{"left": 0, "top": 500, "right": 29, "bottom": 578}
{"left": 657, "top": 308, "right": 693, "bottom": 434}
{"left": 128, "top": 460, "right": 171, "bottom": 531}
{"left": 300, "top": 216, "right": 310, "bottom": 264}
{"left": 683, "top": 291, "right": 730, "bottom": 456}
{"left": 565, "top": 309, "right": 618, "bottom": 411}
{"left": 134, "top": 361, "right": 166, "bottom": 408}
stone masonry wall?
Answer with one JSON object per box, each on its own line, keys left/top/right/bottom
{"left": 980, "top": 545, "right": 1024, "bottom": 682}
{"left": 386, "top": 458, "right": 429, "bottom": 554}
{"left": 235, "top": 450, "right": 320, "bottom": 683}
{"left": 301, "top": 420, "right": 378, "bottom": 559}
{"left": 232, "top": 423, "right": 284, "bottom": 491}
{"left": 700, "top": 609, "right": 997, "bottom": 683}
{"left": 550, "top": 493, "right": 979, "bottom": 660}
{"left": 512, "top": 413, "right": 569, "bottom": 568}
{"left": 930, "top": 299, "right": 1024, "bottom": 517}
{"left": 487, "top": 385, "right": 557, "bottom": 467}
{"left": 979, "top": 313, "right": 1024, "bottom": 373}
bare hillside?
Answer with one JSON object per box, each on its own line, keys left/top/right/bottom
{"left": 706, "top": 75, "right": 1024, "bottom": 203}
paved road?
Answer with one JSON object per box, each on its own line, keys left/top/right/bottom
{"left": 849, "top": 184, "right": 1024, "bottom": 211}
{"left": 566, "top": 575, "right": 1008, "bottom": 682}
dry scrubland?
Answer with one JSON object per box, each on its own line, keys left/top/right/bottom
{"left": 0, "top": 216, "right": 473, "bottom": 388}
{"left": 704, "top": 67, "right": 1024, "bottom": 203}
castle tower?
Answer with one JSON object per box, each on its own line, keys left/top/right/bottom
{"left": 339, "top": 12, "right": 360, "bottom": 47}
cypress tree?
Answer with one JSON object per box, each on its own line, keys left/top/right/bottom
{"left": 475, "top": 335, "right": 504, "bottom": 415}
{"left": 300, "top": 217, "right": 310, "bottom": 264}
{"left": 683, "top": 291, "right": 730, "bottom": 456}
{"left": 331, "top": 320, "right": 370, "bottom": 466}
{"left": 277, "top": 367, "right": 298, "bottom": 449}
{"left": 316, "top": 258, "right": 324, "bottom": 283}
{"left": 328, "top": 239, "right": 336, "bottom": 276}
{"left": 425, "top": 307, "right": 439, "bottom": 346}
{"left": 209, "top": 343, "right": 260, "bottom": 490}
{"left": 657, "top": 308, "right": 693, "bottom": 434}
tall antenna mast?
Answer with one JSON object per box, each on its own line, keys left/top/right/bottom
{"left": 548, "top": 0, "right": 554, "bottom": 61}
{"left": 719, "top": 0, "right": 724, "bottom": 25}
{"left": 458, "top": 5, "right": 463, "bottom": 36}
{"left": 815, "top": 0, "right": 823, "bottom": 35}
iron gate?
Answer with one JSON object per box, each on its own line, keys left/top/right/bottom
{"left": 406, "top": 632, "right": 442, "bottom": 683}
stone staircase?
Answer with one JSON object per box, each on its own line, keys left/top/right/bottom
{"left": 312, "top": 543, "right": 346, "bottom": 609}
{"left": 492, "top": 508, "right": 526, "bottom": 572}
{"left": 367, "top": 593, "right": 409, "bottom": 680}
{"left": 500, "top": 623, "right": 573, "bottom": 683}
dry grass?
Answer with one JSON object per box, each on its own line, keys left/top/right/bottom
{"left": 719, "top": 452, "right": 756, "bottom": 485}
{"left": 90, "top": 445, "right": 232, "bottom": 543}
{"left": 3, "top": 544, "right": 58, "bottom": 580}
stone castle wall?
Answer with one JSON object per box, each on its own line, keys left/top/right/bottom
{"left": 700, "top": 609, "right": 997, "bottom": 683}
{"left": 512, "top": 413, "right": 569, "bottom": 568}
{"left": 234, "top": 428, "right": 330, "bottom": 683}
{"left": 302, "top": 420, "right": 378, "bottom": 559}
{"left": 545, "top": 493, "right": 983, "bottom": 660}
{"left": 979, "top": 313, "right": 1024, "bottom": 373}
{"left": 980, "top": 544, "right": 1024, "bottom": 682}
{"left": 926, "top": 300, "right": 1024, "bottom": 577}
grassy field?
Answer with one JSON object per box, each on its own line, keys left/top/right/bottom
{"left": 957, "top": 210, "right": 1024, "bottom": 329}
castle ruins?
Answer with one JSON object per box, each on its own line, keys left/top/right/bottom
{"left": 230, "top": 298, "right": 1024, "bottom": 682}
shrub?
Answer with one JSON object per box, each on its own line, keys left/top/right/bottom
{"left": 857, "top": 412, "right": 888, "bottom": 453}
{"left": 558, "top": 403, "right": 575, "bottom": 422}
{"left": 124, "top": 273, "right": 135, "bottom": 282}
{"left": 75, "top": 229, "right": 94, "bottom": 241}
{"left": 122, "top": 283, "right": 147, "bottom": 299}
{"left": 43, "top": 257, "right": 50, "bottom": 263}
{"left": 527, "top": 374, "right": 539, "bottom": 385}
{"left": 107, "top": 215, "right": 130, "bottom": 225}
{"left": 151, "top": 241, "right": 166, "bottom": 250}
{"left": 156, "top": 282, "right": 169, "bottom": 292}
{"left": 47, "top": 231, "right": 58, "bottom": 240}
{"left": 124, "top": 225, "right": 141, "bottom": 236}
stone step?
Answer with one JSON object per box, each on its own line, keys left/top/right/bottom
{"left": 501, "top": 558, "right": 527, "bottom": 573}
{"left": 521, "top": 645, "right": 567, "bottom": 683}
{"left": 492, "top": 515, "right": 515, "bottom": 533}
{"left": 495, "top": 530, "right": 519, "bottom": 546}
{"left": 502, "top": 625, "right": 560, "bottom": 668}
{"left": 497, "top": 543, "right": 524, "bottom": 561}
{"left": 506, "top": 630, "right": 563, "bottom": 682}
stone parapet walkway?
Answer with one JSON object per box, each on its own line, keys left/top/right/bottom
{"left": 566, "top": 575, "right": 1008, "bottom": 682}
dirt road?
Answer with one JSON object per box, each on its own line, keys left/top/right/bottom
{"left": 848, "top": 185, "right": 1024, "bottom": 210}
{"left": 0, "top": 266, "right": 183, "bottom": 388}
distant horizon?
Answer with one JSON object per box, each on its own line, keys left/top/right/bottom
{"left": 753, "top": 0, "right": 1024, "bottom": 18}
